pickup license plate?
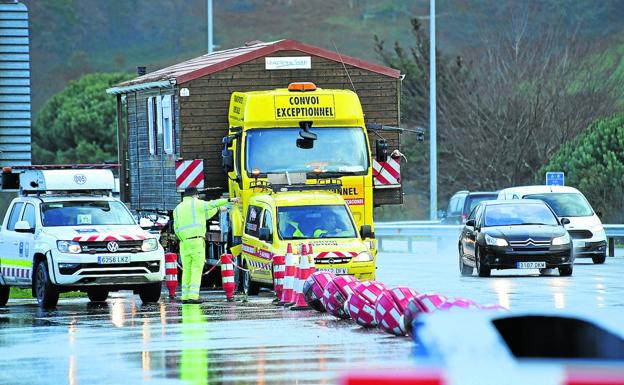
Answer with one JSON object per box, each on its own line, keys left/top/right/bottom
{"left": 98, "top": 256, "right": 130, "bottom": 264}
{"left": 317, "top": 267, "right": 348, "bottom": 275}
{"left": 516, "top": 261, "right": 546, "bottom": 269}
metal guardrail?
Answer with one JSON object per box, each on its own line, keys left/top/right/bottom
{"left": 374, "top": 222, "right": 624, "bottom": 257}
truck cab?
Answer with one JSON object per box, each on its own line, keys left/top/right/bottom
{"left": 238, "top": 187, "right": 374, "bottom": 295}
{"left": 0, "top": 166, "right": 164, "bottom": 308}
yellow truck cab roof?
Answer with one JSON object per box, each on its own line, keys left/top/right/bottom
{"left": 249, "top": 190, "right": 347, "bottom": 208}
{"left": 228, "top": 85, "right": 365, "bottom": 129}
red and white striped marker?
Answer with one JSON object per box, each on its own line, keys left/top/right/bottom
{"left": 175, "top": 159, "right": 204, "bottom": 191}
{"left": 308, "top": 243, "right": 316, "bottom": 274}
{"left": 372, "top": 155, "right": 401, "bottom": 187}
{"left": 280, "top": 243, "right": 296, "bottom": 306}
{"left": 220, "top": 254, "right": 235, "bottom": 302}
{"left": 291, "top": 245, "right": 313, "bottom": 310}
{"left": 164, "top": 252, "right": 178, "bottom": 298}
{"left": 272, "top": 254, "right": 285, "bottom": 304}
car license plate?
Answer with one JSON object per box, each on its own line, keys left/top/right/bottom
{"left": 516, "top": 261, "right": 546, "bottom": 269}
{"left": 317, "top": 267, "right": 348, "bottom": 275}
{"left": 573, "top": 240, "right": 586, "bottom": 248}
{"left": 98, "top": 256, "right": 130, "bottom": 264}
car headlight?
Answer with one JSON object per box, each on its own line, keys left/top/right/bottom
{"left": 485, "top": 234, "right": 508, "bottom": 247}
{"left": 353, "top": 251, "right": 373, "bottom": 262}
{"left": 57, "top": 240, "right": 81, "bottom": 254}
{"left": 141, "top": 238, "right": 159, "bottom": 252}
{"left": 592, "top": 224, "right": 604, "bottom": 233}
{"left": 552, "top": 233, "right": 571, "bottom": 246}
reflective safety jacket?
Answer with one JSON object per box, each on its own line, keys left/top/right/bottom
{"left": 173, "top": 197, "right": 228, "bottom": 241}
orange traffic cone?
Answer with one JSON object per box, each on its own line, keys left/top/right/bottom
{"left": 165, "top": 252, "right": 178, "bottom": 298}
{"left": 220, "top": 254, "right": 235, "bottom": 302}
{"left": 291, "top": 245, "right": 312, "bottom": 310}
{"left": 272, "top": 254, "right": 285, "bottom": 304}
{"left": 308, "top": 243, "right": 316, "bottom": 274}
{"left": 280, "top": 243, "right": 296, "bottom": 306}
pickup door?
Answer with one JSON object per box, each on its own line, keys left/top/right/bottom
{"left": 0, "top": 201, "right": 34, "bottom": 285}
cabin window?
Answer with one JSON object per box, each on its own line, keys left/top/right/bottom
{"left": 161, "top": 95, "right": 174, "bottom": 154}
{"left": 147, "top": 96, "right": 158, "bottom": 155}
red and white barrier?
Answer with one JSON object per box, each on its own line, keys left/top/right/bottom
{"left": 220, "top": 254, "right": 235, "bottom": 302}
{"left": 322, "top": 275, "right": 360, "bottom": 319}
{"left": 280, "top": 243, "right": 296, "bottom": 306}
{"left": 375, "top": 286, "right": 419, "bottom": 336}
{"left": 72, "top": 233, "right": 147, "bottom": 242}
{"left": 164, "top": 252, "right": 178, "bottom": 299}
{"left": 345, "top": 280, "right": 387, "bottom": 327}
{"left": 272, "top": 254, "right": 285, "bottom": 304}
{"left": 303, "top": 271, "right": 336, "bottom": 312}
{"left": 291, "top": 245, "right": 314, "bottom": 310}
{"left": 372, "top": 156, "right": 401, "bottom": 187}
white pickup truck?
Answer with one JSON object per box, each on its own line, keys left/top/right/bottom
{"left": 0, "top": 166, "right": 164, "bottom": 308}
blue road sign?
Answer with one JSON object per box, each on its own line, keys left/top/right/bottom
{"left": 546, "top": 171, "right": 565, "bottom": 186}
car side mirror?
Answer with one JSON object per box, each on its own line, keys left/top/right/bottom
{"left": 560, "top": 217, "right": 570, "bottom": 225}
{"left": 375, "top": 139, "right": 388, "bottom": 162}
{"left": 15, "top": 220, "right": 34, "bottom": 233}
{"left": 259, "top": 227, "right": 272, "bottom": 242}
{"left": 465, "top": 219, "right": 476, "bottom": 228}
{"left": 360, "top": 225, "right": 373, "bottom": 239}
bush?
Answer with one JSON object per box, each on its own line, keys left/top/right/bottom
{"left": 537, "top": 113, "right": 624, "bottom": 223}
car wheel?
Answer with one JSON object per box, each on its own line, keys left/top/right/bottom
{"left": 558, "top": 265, "right": 573, "bottom": 276}
{"left": 138, "top": 282, "right": 162, "bottom": 303}
{"left": 458, "top": 245, "right": 473, "bottom": 276}
{"left": 241, "top": 261, "right": 260, "bottom": 296}
{"left": 34, "top": 261, "right": 59, "bottom": 309}
{"left": 475, "top": 247, "right": 491, "bottom": 278}
{"left": 592, "top": 254, "right": 606, "bottom": 264}
{"left": 0, "top": 285, "right": 9, "bottom": 307}
{"left": 87, "top": 288, "right": 109, "bottom": 302}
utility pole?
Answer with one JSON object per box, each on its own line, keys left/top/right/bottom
{"left": 207, "top": 0, "right": 213, "bottom": 53}
{"left": 429, "top": 0, "right": 437, "bottom": 220}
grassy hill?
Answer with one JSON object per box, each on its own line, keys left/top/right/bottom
{"left": 20, "top": 0, "right": 624, "bottom": 114}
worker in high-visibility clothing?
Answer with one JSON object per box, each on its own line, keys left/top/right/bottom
{"left": 173, "top": 186, "right": 238, "bottom": 304}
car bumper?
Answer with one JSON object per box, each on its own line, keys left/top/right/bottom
{"left": 572, "top": 240, "right": 607, "bottom": 258}
{"left": 51, "top": 250, "right": 165, "bottom": 286}
{"left": 482, "top": 245, "right": 573, "bottom": 269}
{"left": 315, "top": 260, "right": 376, "bottom": 281}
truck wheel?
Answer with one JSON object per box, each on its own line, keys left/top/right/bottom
{"left": 87, "top": 288, "right": 109, "bottom": 302}
{"left": 241, "top": 261, "right": 260, "bottom": 296}
{"left": 139, "top": 282, "right": 162, "bottom": 304}
{"left": 34, "top": 261, "right": 59, "bottom": 309}
{"left": 0, "top": 285, "right": 9, "bottom": 306}
{"left": 592, "top": 254, "right": 606, "bottom": 264}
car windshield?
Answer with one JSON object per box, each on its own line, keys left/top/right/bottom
{"left": 41, "top": 201, "right": 136, "bottom": 227}
{"left": 484, "top": 203, "right": 559, "bottom": 227}
{"left": 525, "top": 193, "right": 594, "bottom": 217}
{"left": 245, "top": 127, "right": 368, "bottom": 175}
{"left": 277, "top": 204, "right": 357, "bottom": 240}
{"left": 466, "top": 194, "right": 497, "bottom": 213}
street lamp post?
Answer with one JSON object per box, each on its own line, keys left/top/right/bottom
{"left": 429, "top": 0, "right": 437, "bottom": 221}
{"left": 207, "top": 0, "right": 213, "bottom": 53}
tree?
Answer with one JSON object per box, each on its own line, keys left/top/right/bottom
{"left": 32, "top": 72, "right": 132, "bottom": 164}
{"left": 375, "top": 5, "right": 624, "bottom": 216}
{"left": 537, "top": 113, "right": 624, "bottom": 223}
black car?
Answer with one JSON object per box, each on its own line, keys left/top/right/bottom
{"left": 441, "top": 190, "right": 498, "bottom": 224}
{"left": 458, "top": 199, "right": 573, "bottom": 277}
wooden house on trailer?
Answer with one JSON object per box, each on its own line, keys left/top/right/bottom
{"left": 107, "top": 39, "right": 402, "bottom": 211}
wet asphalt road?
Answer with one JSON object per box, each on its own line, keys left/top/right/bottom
{"left": 1, "top": 240, "right": 623, "bottom": 385}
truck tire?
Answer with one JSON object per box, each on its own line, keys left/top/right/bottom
{"left": 87, "top": 288, "right": 109, "bottom": 302}
{"left": 139, "top": 282, "right": 162, "bottom": 304}
{"left": 34, "top": 261, "right": 59, "bottom": 309}
{"left": 0, "top": 285, "right": 9, "bottom": 306}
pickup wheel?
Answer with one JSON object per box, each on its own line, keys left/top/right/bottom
{"left": 138, "top": 282, "right": 162, "bottom": 304}
{"left": 87, "top": 288, "right": 109, "bottom": 302}
{"left": 0, "top": 285, "right": 9, "bottom": 306}
{"left": 34, "top": 261, "right": 59, "bottom": 309}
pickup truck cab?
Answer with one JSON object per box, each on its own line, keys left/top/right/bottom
{"left": 239, "top": 190, "right": 375, "bottom": 295}
{"left": 0, "top": 166, "right": 164, "bottom": 308}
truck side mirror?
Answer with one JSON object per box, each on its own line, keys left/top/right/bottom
{"left": 259, "top": 227, "right": 272, "bottom": 242}
{"left": 360, "top": 225, "right": 373, "bottom": 239}
{"left": 375, "top": 139, "right": 388, "bottom": 162}
{"left": 221, "top": 136, "right": 234, "bottom": 173}
{"left": 14, "top": 220, "right": 34, "bottom": 233}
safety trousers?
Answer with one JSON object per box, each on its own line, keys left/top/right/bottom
{"left": 180, "top": 237, "right": 205, "bottom": 300}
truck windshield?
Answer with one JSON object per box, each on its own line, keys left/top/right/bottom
{"left": 245, "top": 127, "right": 368, "bottom": 175}
{"left": 41, "top": 201, "right": 136, "bottom": 227}
{"left": 277, "top": 204, "right": 357, "bottom": 240}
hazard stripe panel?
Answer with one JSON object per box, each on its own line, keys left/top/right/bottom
{"left": 72, "top": 233, "right": 147, "bottom": 242}
{"left": 314, "top": 251, "right": 358, "bottom": 259}
{"left": 372, "top": 158, "right": 401, "bottom": 186}
{"left": 175, "top": 159, "right": 204, "bottom": 190}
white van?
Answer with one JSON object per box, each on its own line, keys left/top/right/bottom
{"left": 497, "top": 186, "right": 607, "bottom": 264}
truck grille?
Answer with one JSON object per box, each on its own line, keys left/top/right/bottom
{"left": 79, "top": 240, "right": 143, "bottom": 253}
{"left": 568, "top": 230, "right": 593, "bottom": 239}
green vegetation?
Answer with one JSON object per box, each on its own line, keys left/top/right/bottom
{"left": 538, "top": 113, "right": 624, "bottom": 223}
{"left": 10, "top": 287, "right": 85, "bottom": 299}
{"left": 32, "top": 73, "right": 132, "bottom": 164}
